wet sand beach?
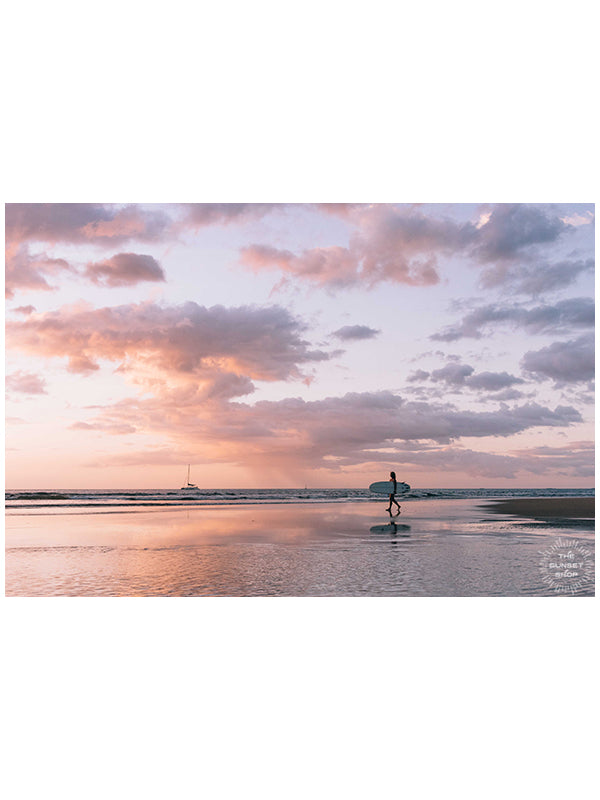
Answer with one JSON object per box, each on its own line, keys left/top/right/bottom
{"left": 5, "top": 498, "right": 595, "bottom": 596}
{"left": 485, "top": 496, "right": 594, "bottom": 520}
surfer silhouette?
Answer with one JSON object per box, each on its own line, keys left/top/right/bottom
{"left": 386, "top": 471, "right": 402, "bottom": 515}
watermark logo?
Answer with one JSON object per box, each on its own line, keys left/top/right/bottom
{"left": 539, "top": 538, "right": 594, "bottom": 594}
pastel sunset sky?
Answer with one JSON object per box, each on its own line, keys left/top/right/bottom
{"left": 4, "top": 202, "right": 595, "bottom": 489}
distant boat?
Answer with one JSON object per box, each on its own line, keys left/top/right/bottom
{"left": 181, "top": 464, "right": 198, "bottom": 490}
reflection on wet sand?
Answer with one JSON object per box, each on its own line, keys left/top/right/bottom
{"left": 7, "top": 502, "right": 397, "bottom": 549}
{"left": 370, "top": 523, "right": 411, "bottom": 536}
{"left": 5, "top": 499, "right": 595, "bottom": 596}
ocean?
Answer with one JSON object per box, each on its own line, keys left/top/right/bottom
{"left": 5, "top": 485, "right": 595, "bottom": 511}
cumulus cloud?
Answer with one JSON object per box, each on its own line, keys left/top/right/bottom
{"left": 521, "top": 334, "right": 595, "bottom": 384}
{"left": 410, "top": 362, "right": 525, "bottom": 394}
{"left": 510, "top": 440, "right": 595, "bottom": 478}
{"left": 5, "top": 204, "right": 286, "bottom": 257}
{"left": 67, "top": 355, "right": 101, "bottom": 375}
{"left": 516, "top": 440, "right": 594, "bottom": 457}
{"left": 432, "top": 297, "right": 594, "bottom": 341}
{"left": 73, "top": 388, "right": 583, "bottom": 473}
{"left": 238, "top": 203, "right": 588, "bottom": 293}
{"left": 6, "top": 371, "right": 47, "bottom": 395}
{"left": 5, "top": 244, "right": 74, "bottom": 298}
{"left": 465, "top": 372, "right": 525, "bottom": 391}
{"left": 316, "top": 203, "right": 371, "bottom": 217}
{"left": 479, "top": 257, "right": 594, "bottom": 294}
{"left": 6, "top": 244, "right": 167, "bottom": 297}
{"left": 240, "top": 205, "right": 478, "bottom": 289}
{"left": 6, "top": 301, "right": 333, "bottom": 396}
{"left": 407, "top": 369, "right": 431, "bottom": 382}
{"left": 402, "top": 439, "right": 594, "bottom": 479}
{"left": 69, "top": 420, "right": 137, "bottom": 435}
{"left": 89, "top": 436, "right": 594, "bottom": 480}
{"left": 483, "top": 388, "right": 527, "bottom": 402}
{"left": 471, "top": 206, "right": 593, "bottom": 293}
{"left": 241, "top": 244, "right": 363, "bottom": 289}
{"left": 5, "top": 204, "right": 169, "bottom": 297}
{"left": 178, "top": 203, "right": 280, "bottom": 229}
{"left": 398, "top": 447, "right": 525, "bottom": 479}
{"left": 84, "top": 253, "right": 166, "bottom": 287}
{"left": 7, "top": 204, "right": 591, "bottom": 299}
{"left": 472, "top": 203, "right": 572, "bottom": 261}
{"left": 430, "top": 363, "right": 474, "bottom": 386}
{"left": 331, "top": 325, "right": 380, "bottom": 341}
{"left": 5, "top": 203, "right": 171, "bottom": 246}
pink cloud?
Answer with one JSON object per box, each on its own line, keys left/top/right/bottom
{"left": 6, "top": 301, "right": 332, "bottom": 391}
{"left": 3, "top": 204, "right": 282, "bottom": 297}
{"left": 240, "top": 205, "right": 477, "bottom": 289}
{"left": 317, "top": 203, "right": 371, "bottom": 217}
{"left": 239, "top": 204, "right": 584, "bottom": 293}
{"left": 67, "top": 355, "right": 101, "bottom": 375}
{"left": 241, "top": 244, "right": 361, "bottom": 289}
{"left": 178, "top": 203, "right": 281, "bottom": 230}
{"left": 6, "top": 371, "right": 47, "bottom": 395}
{"left": 5, "top": 203, "right": 171, "bottom": 246}
{"left": 69, "top": 420, "right": 137, "bottom": 435}
{"left": 4, "top": 203, "right": 174, "bottom": 297}
{"left": 84, "top": 253, "right": 166, "bottom": 287}
{"left": 5, "top": 204, "right": 285, "bottom": 253}
{"left": 6, "top": 245, "right": 167, "bottom": 298}
{"left": 72, "top": 386, "right": 584, "bottom": 477}
{"left": 5, "top": 243, "right": 73, "bottom": 299}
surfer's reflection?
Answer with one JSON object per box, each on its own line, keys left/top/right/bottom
{"left": 369, "top": 521, "right": 411, "bottom": 537}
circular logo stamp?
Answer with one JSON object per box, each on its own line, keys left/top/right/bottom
{"left": 539, "top": 538, "right": 594, "bottom": 594}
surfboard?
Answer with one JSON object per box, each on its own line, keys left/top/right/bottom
{"left": 369, "top": 481, "right": 410, "bottom": 495}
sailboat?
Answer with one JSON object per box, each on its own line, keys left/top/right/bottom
{"left": 181, "top": 464, "right": 198, "bottom": 490}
